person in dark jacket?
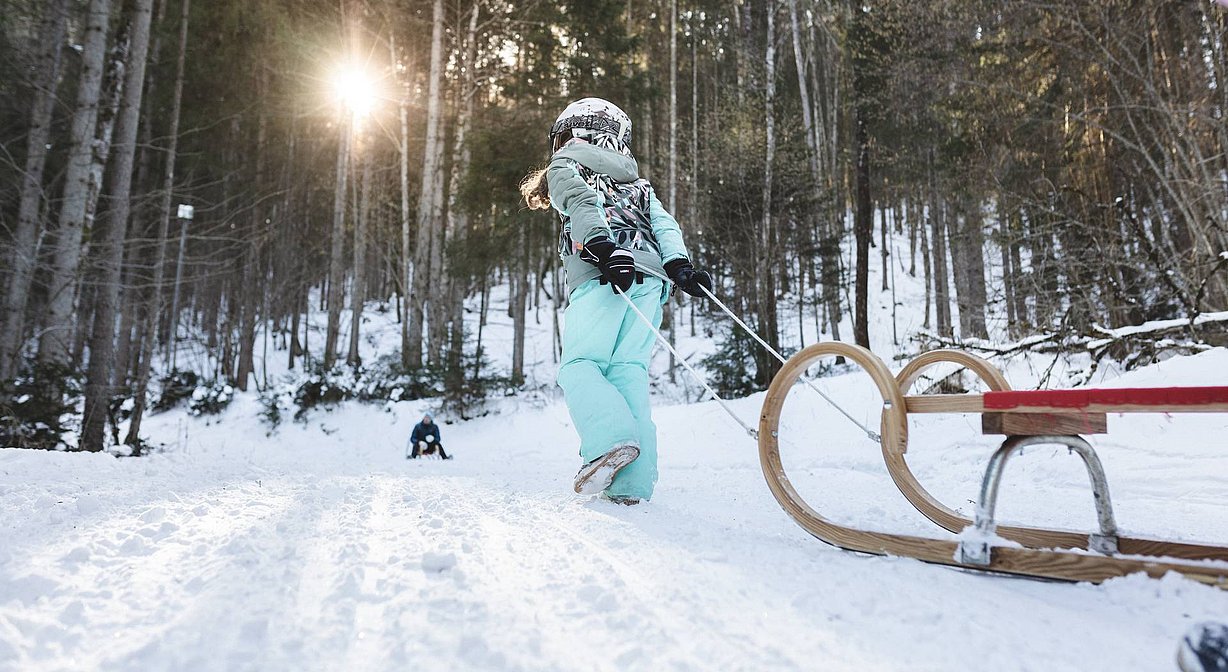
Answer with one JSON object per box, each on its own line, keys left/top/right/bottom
{"left": 407, "top": 413, "right": 451, "bottom": 459}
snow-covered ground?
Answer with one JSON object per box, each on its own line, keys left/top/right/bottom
{"left": 2, "top": 346, "right": 1227, "bottom": 670}
{"left": 3, "top": 228, "right": 1227, "bottom": 670}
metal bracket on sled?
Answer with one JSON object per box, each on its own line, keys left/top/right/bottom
{"left": 958, "top": 435, "right": 1120, "bottom": 566}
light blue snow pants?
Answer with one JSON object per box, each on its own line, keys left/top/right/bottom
{"left": 557, "top": 276, "right": 667, "bottom": 500}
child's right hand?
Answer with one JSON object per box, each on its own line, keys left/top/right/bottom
{"left": 665, "top": 259, "right": 714, "bottom": 298}
{"left": 579, "top": 239, "right": 637, "bottom": 293}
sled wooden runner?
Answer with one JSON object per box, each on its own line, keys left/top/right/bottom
{"left": 758, "top": 342, "right": 1228, "bottom": 588}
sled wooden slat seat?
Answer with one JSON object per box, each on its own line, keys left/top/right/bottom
{"left": 981, "top": 412, "right": 1108, "bottom": 436}
{"left": 758, "top": 344, "right": 1228, "bottom": 588}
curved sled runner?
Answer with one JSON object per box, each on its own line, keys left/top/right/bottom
{"left": 758, "top": 342, "right": 1228, "bottom": 588}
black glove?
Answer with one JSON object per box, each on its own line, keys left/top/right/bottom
{"left": 664, "top": 258, "right": 714, "bottom": 298}
{"left": 579, "top": 238, "right": 636, "bottom": 293}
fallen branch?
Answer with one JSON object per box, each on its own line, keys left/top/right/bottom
{"left": 905, "top": 311, "right": 1228, "bottom": 388}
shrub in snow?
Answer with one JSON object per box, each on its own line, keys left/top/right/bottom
{"left": 153, "top": 370, "right": 200, "bottom": 412}
{"left": 189, "top": 382, "right": 234, "bottom": 416}
{"left": 290, "top": 366, "right": 361, "bottom": 422}
{"left": 700, "top": 325, "right": 798, "bottom": 397}
{"left": 109, "top": 393, "right": 137, "bottom": 428}
{"left": 0, "top": 363, "right": 83, "bottom": 450}
{"left": 258, "top": 383, "right": 297, "bottom": 430}
{"left": 258, "top": 350, "right": 515, "bottom": 427}
{"left": 284, "top": 357, "right": 445, "bottom": 422}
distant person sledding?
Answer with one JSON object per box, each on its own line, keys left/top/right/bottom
{"left": 406, "top": 413, "right": 451, "bottom": 460}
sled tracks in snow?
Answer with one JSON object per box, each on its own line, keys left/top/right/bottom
{"left": 758, "top": 343, "right": 1228, "bottom": 588}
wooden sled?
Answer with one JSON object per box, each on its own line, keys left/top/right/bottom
{"left": 758, "top": 342, "right": 1228, "bottom": 588}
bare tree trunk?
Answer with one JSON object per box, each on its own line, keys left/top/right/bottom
{"left": 272, "top": 116, "right": 299, "bottom": 368}
{"left": 919, "top": 194, "right": 932, "bottom": 330}
{"left": 426, "top": 105, "right": 449, "bottom": 368}
{"left": 690, "top": 20, "right": 699, "bottom": 294}
{"left": 474, "top": 274, "right": 489, "bottom": 382}
{"left": 347, "top": 134, "right": 372, "bottom": 368}
{"left": 964, "top": 202, "right": 988, "bottom": 338}
{"left": 324, "top": 114, "right": 351, "bottom": 370}
{"left": 67, "top": 16, "right": 130, "bottom": 373}
{"left": 928, "top": 158, "right": 951, "bottom": 337}
{"left": 113, "top": 0, "right": 167, "bottom": 385}
{"left": 39, "top": 0, "right": 113, "bottom": 365}
{"left": 288, "top": 294, "right": 302, "bottom": 371}
{"left": 907, "top": 199, "right": 917, "bottom": 277}
{"left": 511, "top": 227, "right": 528, "bottom": 384}
{"left": 84, "top": 20, "right": 131, "bottom": 239}
{"left": 850, "top": 2, "right": 872, "bottom": 349}
{"left": 221, "top": 281, "right": 237, "bottom": 380}
{"left": 0, "top": 0, "right": 70, "bottom": 380}
{"left": 732, "top": 0, "right": 750, "bottom": 100}
{"left": 551, "top": 258, "right": 562, "bottom": 363}
{"left": 444, "top": 2, "right": 480, "bottom": 387}
{"left": 999, "top": 208, "right": 1018, "bottom": 338}
{"left": 299, "top": 283, "right": 311, "bottom": 368}
{"left": 409, "top": 0, "right": 446, "bottom": 369}
{"left": 757, "top": 0, "right": 781, "bottom": 385}
{"left": 788, "top": 0, "right": 832, "bottom": 344}
{"left": 81, "top": 0, "right": 154, "bottom": 452}
{"left": 236, "top": 68, "right": 268, "bottom": 390}
{"left": 947, "top": 198, "right": 987, "bottom": 339}
{"left": 851, "top": 126, "right": 871, "bottom": 348}
{"left": 662, "top": 0, "right": 678, "bottom": 383}
{"left": 789, "top": 0, "right": 819, "bottom": 190}
{"left": 808, "top": 3, "right": 844, "bottom": 344}
{"left": 881, "top": 204, "right": 890, "bottom": 291}
{"left": 945, "top": 205, "right": 969, "bottom": 337}
{"left": 1009, "top": 228, "right": 1027, "bottom": 333}
{"left": 395, "top": 36, "right": 413, "bottom": 370}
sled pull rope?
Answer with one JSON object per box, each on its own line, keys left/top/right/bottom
{"left": 615, "top": 289, "right": 759, "bottom": 440}
{"left": 695, "top": 283, "right": 881, "bottom": 444}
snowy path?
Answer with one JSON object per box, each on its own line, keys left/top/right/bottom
{"left": 4, "top": 353, "right": 1228, "bottom": 670}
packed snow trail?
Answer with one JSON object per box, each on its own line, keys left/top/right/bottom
{"left": 4, "top": 352, "right": 1228, "bottom": 670}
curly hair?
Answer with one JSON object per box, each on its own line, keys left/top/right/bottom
{"left": 519, "top": 168, "right": 550, "bottom": 210}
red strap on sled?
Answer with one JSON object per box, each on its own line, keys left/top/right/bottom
{"left": 983, "top": 386, "right": 1228, "bottom": 410}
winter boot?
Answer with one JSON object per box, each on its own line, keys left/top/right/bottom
{"left": 573, "top": 443, "right": 640, "bottom": 495}
{"left": 1179, "top": 622, "right": 1228, "bottom": 672}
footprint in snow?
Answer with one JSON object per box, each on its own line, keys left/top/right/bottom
{"left": 421, "top": 551, "right": 456, "bottom": 573}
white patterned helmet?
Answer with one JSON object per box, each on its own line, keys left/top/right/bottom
{"left": 549, "top": 97, "right": 632, "bottom": 152}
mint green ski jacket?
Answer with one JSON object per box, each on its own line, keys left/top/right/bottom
{"left": 547, "top": 142, "right": 690, "bottom": 294}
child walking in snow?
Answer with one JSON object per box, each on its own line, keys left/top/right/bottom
{"left": 521, "top": 98, "right": 713, "bottom": 504}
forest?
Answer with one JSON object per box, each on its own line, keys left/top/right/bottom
{"left": 1, "top": 0, "right": 1226, "bottom": 452}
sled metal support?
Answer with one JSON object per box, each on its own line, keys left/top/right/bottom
{"left": 614, "top": 288, "right": 758, "bottom": 440}
{"left": 959, "top": 435, "right": 1120, "bottom": 566}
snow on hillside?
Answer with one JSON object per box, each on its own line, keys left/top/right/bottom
{"left": 3, "top": 227, "right": 1227, "bottom": 670}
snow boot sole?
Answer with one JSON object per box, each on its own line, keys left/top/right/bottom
{"left": 574, "top": 443, "right": 640, "bottom": 495}
{"left": 601, "top": 492, "right": 641, "bottom": 506}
